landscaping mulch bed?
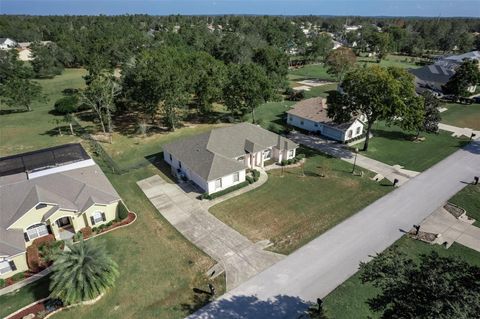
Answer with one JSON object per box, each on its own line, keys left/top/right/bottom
{"left": 409, "top": 230, "right": 437, "bottom": 243}
{"left": 8, "top": 300, "right": 46, "bottom": 319}
{"left": 444, "top": 202, "right": 465, "bottom": 218}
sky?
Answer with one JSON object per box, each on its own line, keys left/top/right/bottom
{"left": 1, "top": 0, "right": 479, "bottom": 17}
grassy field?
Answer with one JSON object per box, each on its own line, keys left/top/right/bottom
{"left": 323, "top": 237, "right": 480, "bottom": 319}
{"left": 210, "top": 148, "right": 392, "bottom": 254}
{"left": 0, "top": 162, "right": 225, "bottom": 319}
{"left": 288, "top": 64, "right": 336, "bottom": 82}
{"left": 362, "top": 121, "right": 468, "bottom": 172}
{"left": 0, "top": 69, "right": 86, "bottom": 156}
{"left": 441, "top": 103, "right": 480, "bottom": 130}
{"left": 449, "top": 184, "right": 480, "bottom": 227}
{"left": 357, "top": 54, "right": 422, "bottom": 69}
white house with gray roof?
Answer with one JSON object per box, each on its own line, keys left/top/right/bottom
{"left": 0, "top": 144, "right": 122, "bottom": 279}
{"left": 163, "top": 123, "right": 298, "bottom": 194}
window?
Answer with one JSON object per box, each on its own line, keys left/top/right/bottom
{"left": 214, "top": 178, "right": 222, "bottom": 190}
{"left": 356, "top": 126, "right": 361, "bottom": 135}
{"left": 169, "top": 154, "right": 172, "bottom": 161}
{"left": 288, "top": 150, "right": 294, "bottom": 158}
{"left": 300, "top": 120, "right": 304, "bottom": 125}
{"left": 347, "top": 130, "right": 353, "bottom": 138}
{"left": 25, "top": 223, "right": 49, "bottom": 241}
{"left": 288, "top": 116, "right": 292, "bottom": 122}
{"left": 233, "top": 172, "right": 239, "bottom": 182}
{"left": 179, "top": 161, "right": 182, "bottom": 169}
{"left": 314, "top": 123, "right": 319, "bottom": 127}
{"left": 0, "top": 260, "right": 15, "bottom": 275}
{"left": 263, "top": 149, "right": 272, "bottom": 160}
{"left": 91, "top": 211, "right": 106, "bottom": 226}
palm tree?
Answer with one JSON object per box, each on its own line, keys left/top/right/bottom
{"left": 49, "top": 239, "right": 119, "bottom": 305}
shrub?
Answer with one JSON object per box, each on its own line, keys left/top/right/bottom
{"left": 286, "top": 89, "right": 305, "bottom": 101}
{"left": 11, "top": 272, "right": 25, "bottom": 282}
{"left": 106, "top": 221, "right": 113, "bottom": 227}
{"left": 246, "top": 176, "right": 254, "bottom": 184}
{"left": 73, "top": 232, "right": 83, "bottom": 242}
{"left": 205, "top": 181, "right": 250, "bottom": 200}
{"left": 54, "top": 95, "right": 79, "bottom": 114}
{"left": 200, "top": 192, "right": 211, "bottom": 200}
{"left": 0, "top": 278, "right": 5, "bottom": 288}
{"left": 38, "top": 240, "right": 64, "bottom": 263}
{"left": 281, "top": 160, "right": 288, "bottom": 166}
{"left": 92, "top": 227, "right": 98, "bottom": 233}
{"left": 296, "top": 153, "right": 305, "bottom": 160}
{"left": 117, "top": 201, "right": 129, "bottom": 220}
{"left": 79, "top": 227, "right": 92, "bottom": 239}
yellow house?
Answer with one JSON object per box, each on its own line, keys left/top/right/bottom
{"left": 0, "top": 144, "right": 122, "bottom": 280}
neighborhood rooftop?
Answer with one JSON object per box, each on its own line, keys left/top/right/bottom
{"left": 163, "top": 123, "right": 297, "bottom": 181}
{"left": 0, "top": 143, "right": 90, "bottom": 177}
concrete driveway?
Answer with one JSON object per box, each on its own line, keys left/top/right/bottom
{"left": 137, "top": 175, "right": 284, "bottom": 290}
{"left": 189, "top": 140, "right": 480, "bottom": 318}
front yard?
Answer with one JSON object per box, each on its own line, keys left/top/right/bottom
{"left": 210, "top": 148, "right": 392, "bottom": 254}
{"left": 362, "top": 121, "right": 469, "bottom": 172}
{"left": 441, "top": 102, "right": 480, "bottom": 130}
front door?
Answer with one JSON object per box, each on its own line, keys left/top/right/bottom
{"left": 56, "top": 217, "right": 71, "bottom": 228}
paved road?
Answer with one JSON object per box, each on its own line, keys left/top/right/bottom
{"left": 137, "top": 174, "right": 284, "bottom": 291}
{"left": 289, "top": 132, "right": 419, "bottom": 186}
{"left": 189, "top": 140, "right": 480, "bottom": 318}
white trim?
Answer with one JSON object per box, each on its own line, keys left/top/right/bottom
{"left": 27, "top": 159, "right": 95, "bottom": 179}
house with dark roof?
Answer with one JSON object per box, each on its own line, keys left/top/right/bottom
{"left": 163, "top": 123, "right": 298, "bottom": 194}
{"left": 0, "top": 144, "right": 123, "bottom": 280}
{"left": 287, "top": 97, "right": 365, "bottom": 142}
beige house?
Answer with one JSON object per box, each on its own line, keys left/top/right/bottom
{"left": 0, "top": 144, "right": 122, "bottom": 279}
{"left": 163, "top": 123, "right": 298, "bottom": 194}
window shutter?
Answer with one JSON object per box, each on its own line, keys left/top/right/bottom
{"left": 101, "top": 212, "right": 106, "bottom": 221}
{"left": 9, "top": 261, "right": 17, "bottom": 271}
{"left": 24, "top": 232, "right": 30, "bottom": 242}
{"left": 46, "top": 225, "right": 52, "bottom": 234}
{"left": 90, "top": 216, "right": 95, "bottom": 225}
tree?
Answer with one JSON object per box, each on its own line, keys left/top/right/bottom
{"left": 305, "top": 34, "right": 333, "bottom": 63}
{"left": 0, "top": 76, "right": 42, "bottom": 111}
{"left": 252, "top": 46, "right": 289, "bottom": 89}
{"left": 325, "top": 47, "right": 357, "bottom": 81}
{"left": 49, "top": 240, "right": 119, "bottom": 305}
{"left": 189, "top": 52, "right": 226, "bottom": 114}
{"left": 81, "top": 70, "right": 119, "bottom": 134}
{"left": 444, "top": 59, "right": 480, "bottom": 97}
{"left": 327, "top": 66, "right": 421, "bottom": 151}
{"left": 223, "top": 63, "right": 273, "bottom": 123}
{"left": 371, "top": 32, "right": 391, "bottom": 61}
{"left": 30, "top": 42, "right": 65, "bottom": 78}
{"left": 418, "top": 91, "right": 441, "bottom": 136}
{"left": 360, "top": 249, "right": 480, "bottom": 318}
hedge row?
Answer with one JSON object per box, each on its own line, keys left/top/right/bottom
{"left": 201, "top": 181, "right": 250, "bottom": 200}
{"left": 281, "top": 154, "right": 305, "bottom": 166}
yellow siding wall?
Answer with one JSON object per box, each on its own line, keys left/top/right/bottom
{"left": 0, "top": 253, "right": 28, "bottom": 280}
{"left": 9, "top": 204, "right": 55, "bottom": 231}
{"left": 83, "top": 202, "right": 119, "bottom": 228}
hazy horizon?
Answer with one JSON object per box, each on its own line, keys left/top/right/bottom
{"left": 2, "top": 0, "right": 480, "bottom": 17}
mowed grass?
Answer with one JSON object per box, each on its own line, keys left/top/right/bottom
{"left": 0, "top": 163, "right": 225, "bottom": 319}
{"left": 0, "top": 69, "right": 86, "bottom": 156}
{"left": 362, "top": 121, "right": 468, "bottom": 172}
{"left": 449, "top": 184, "right": 480, "bottom": 227}
{"left": 288, "top": 64, "right": 336, "bottom": 81}
{"left": 323, "top": 236, "right": 480, "bottom": 319}
{"left": 210, "top": 148, "right": 392, "bottom": 254}
{"left": 357, "top": 54, "right": 422, "bottom": 69}
{"left": 101, "top": 123, "right": 226, "bottom": 169}
{"left": 441, "top": 103, "right": 480, "bottom": 130}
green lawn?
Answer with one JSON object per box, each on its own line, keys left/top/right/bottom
{"left": 0, "top": 69, "right": 86, "bottom": 156}
{"left": 441, "top": 103, "right": 480, "bottom": 130}
{"left": 362, "top": 121, "right": 468, "bottom": 172}
{"left": 449, "top": 184, "right": 480, "bottom": 227}
{"left": 357, "top": 54, "right": 422, "bottom": 69}
{"left": 0, "top": 163, "right": 225, "bottom": 319}
{"left": 323, "top": 237, "right": 480, "bottom": 319}
{"left": 304, "top": 83, "right": 338, "bottom": 99}
{"left": 210, "top": 148, "right": 391, "bottom": 254}
{"left": 288, "top": 64, "right": 336, "bottom": 81}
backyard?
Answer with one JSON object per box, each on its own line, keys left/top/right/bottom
{"left": 361, "top": 121, "right": 469, "bottom": 172}
{"left": 210, "top": 148, "right": 392, "bottom": 254}
{"left": 441, "top": 102, "right": 480, "bottom": 130}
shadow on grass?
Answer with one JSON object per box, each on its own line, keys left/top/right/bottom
{"left": 181, "top": 294, "right": 310, "bottom": 318}
{"left": 0, "top": 109, "right": 28, "bottom": 115}
{"left": 145, "top": 152, "right": 177, "bottom": 183}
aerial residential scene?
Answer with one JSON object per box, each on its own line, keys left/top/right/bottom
{"left": 0, "top": 0, "right": 479, "bottom": 318}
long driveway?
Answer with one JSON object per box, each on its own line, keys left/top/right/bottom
{"left": 137, "top": 174, "right": 284, "bottom": 291}
{"left": 189, "top": 140, "right": 480, "bottom": 318}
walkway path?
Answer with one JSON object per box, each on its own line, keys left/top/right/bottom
{"left": 137, "top": 174, "right": 284, "bottom": 291}
{"left": 289, "top": 132, "right": 419, "bottom": 186}
{"left": 439, "top": 123, "right": 480, "bottom": 139}
{"left": 420, "top": 207, "right": 480, "bottom": 252}
{"left": 190, "top": 140, "right": 480, "bottom": 318}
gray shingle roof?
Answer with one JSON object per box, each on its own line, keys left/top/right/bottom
{"left": 0, "top": 163, "right": 120, "bottom": 257}
{"left": 163, "top": 123, "right": 298, "bottom": 181}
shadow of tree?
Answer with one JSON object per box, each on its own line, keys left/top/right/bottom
{"left": 184, "top": 294, "right": 313, "bottom": 319}
{"left": 0, "top": 109, "right": 28, "bottom": 115}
